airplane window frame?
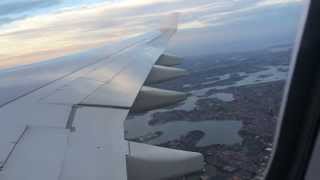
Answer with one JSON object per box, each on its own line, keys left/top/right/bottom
{"left": 264, "top": 0, "right": 320, "bottom": 179}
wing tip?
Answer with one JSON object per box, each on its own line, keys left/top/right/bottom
{"left": 160, "top": 12, "right": 180, "bottom": 32}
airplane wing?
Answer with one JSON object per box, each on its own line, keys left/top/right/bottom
{"left": 0, "top": 14, "right": 204, "bottom": 180}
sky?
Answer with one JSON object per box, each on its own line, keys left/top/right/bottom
{"left": 0, "top": 0, "right": 306, "bottom": 69}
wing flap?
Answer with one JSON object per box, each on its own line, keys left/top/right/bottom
{"left": 0, "top": 125, "right": 27, "bottom": 169}
{"left": 0, "top": 127, "right": 69, "bottom": 180}
{"left": 60, "top": 106, "right": 129, "bottom": 180}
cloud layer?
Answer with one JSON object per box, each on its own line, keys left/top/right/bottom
{"left": 0, "top": 0, "right": 305, "bottom": 68}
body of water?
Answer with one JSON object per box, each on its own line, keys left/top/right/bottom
{"left": 125, "top": 65, "right": 287, "bottom": 147}
{"left": 125, "top": 118, "right": 242, "bottom": 147}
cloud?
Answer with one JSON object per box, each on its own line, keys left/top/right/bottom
{"left": 169, "top": 1, "right": 304, "bottom": 56}
{"left": 180, "top": 21, "right": 208, "bottom": 29}
{"left": 0, "top": 0, "right": 184, "bottom": 67}
{"left": 258, "top": 0, "right": 302, "bottom": 6}
{"left": 0, "top": 0, "right": 60, "bottom": 16}
{"left": 0, "top": 0, "right": 305, "bottom": 68}
{"left": 0, "top": 16, "right": 26, "bottom": 25}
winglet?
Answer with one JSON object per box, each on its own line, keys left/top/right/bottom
{"left": 160, "top": 12, "right": 179, "bottom": 33}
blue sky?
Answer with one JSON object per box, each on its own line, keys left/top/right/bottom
{"left": 0, "top": 0, "right": 305, "bottom": 68}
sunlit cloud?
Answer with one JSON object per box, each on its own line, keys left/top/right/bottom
{"left": 258, "top": 0, "right": 302, "bottom": 6}
{"left": 113, "top": 0, "right": 181, "bottom": 7}
{"left": 0, "top": 0, "right": 60, "bottom": 16}
{"left": 0, "top": 0, "right": 305, "bottom": 68}
{"left": 180, "top": 21, "right": 208, "bottom": 30}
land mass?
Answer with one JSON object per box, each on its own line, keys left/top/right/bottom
{"left": 126, "top": 45, "right": 291, "bottom": 180}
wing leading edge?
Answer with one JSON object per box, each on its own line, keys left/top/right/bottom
{"left": 0, "top": 14, "right": 204, "bottom": 180}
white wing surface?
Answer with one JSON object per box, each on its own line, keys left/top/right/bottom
{"left": 0, "top": 14, "right": 204, "bottom": 180}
